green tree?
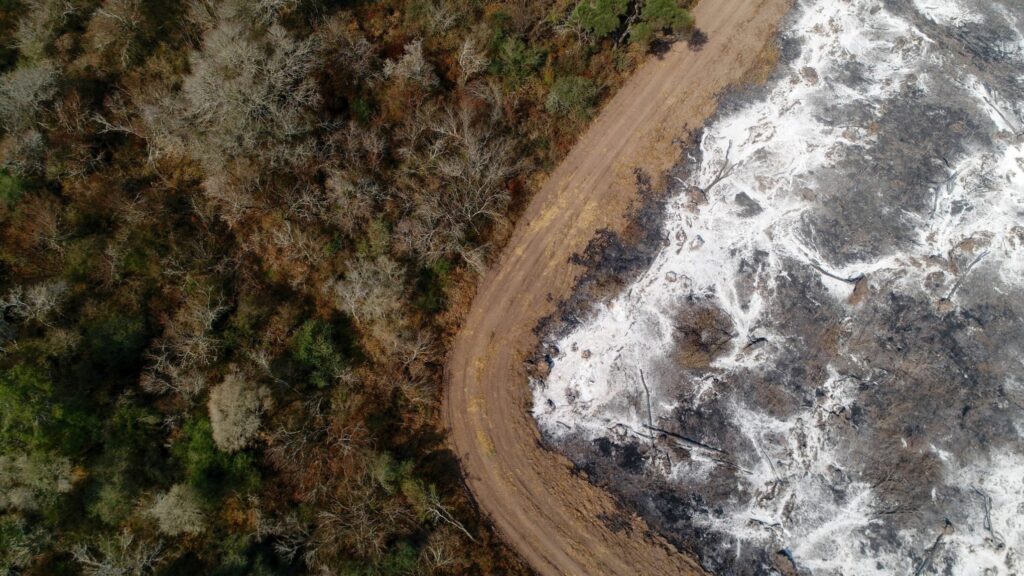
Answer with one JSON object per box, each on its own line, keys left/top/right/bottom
{"left": 569, "top": 0, "right": 628, "bottom": 39}
{"left": 172, "top": 417, "right": 259, "bottom": 500}
{"left": 0, "top": 364, "right": 95, "bottom": 454}
{"left": 545, "top": 76, "right": 599, "bottom": 119}
{"left": 491, "top": 36, "right": 543, "bottom": 88}
{"left": 0, "top": 171, "right": 22, "bottom": 207}
{"left": 291, "top": 319, "right": 349, "bottom": 389}
{"left": 631, "top": 0, "right": 694, "bottom": 47}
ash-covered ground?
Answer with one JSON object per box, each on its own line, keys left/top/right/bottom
{"left": 532, "top": 0, "right": 1024, "bottom": 574}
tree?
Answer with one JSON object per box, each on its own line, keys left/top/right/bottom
{"left": 332, "top": 256, "right": 404, "bottom": 327}
{"left": 141, "top": 287, "right": 227, "bottom": 398}
{"left": 456, "top": 38, "right": 488, "bottom": 86}
{"left": 384, "top": 39, "right": 438, "bottom": 90}
{"left": 146, "top": 484, "right": 205, "bottom": 536}
{"left": 12, "top": 0, "right": 75, "bottom": 63}
{"left": 631, "top": 0, "right": 694, "bottom": 47}
{"left": 0, "top": 452, "right": 74, "bottom": 512}
{"left": 208, "top": 372, "right": 266, "bottom": 453}
{"left": 569, "top": 0, "right": 628, "bottom": 40}
{"left": 0, "top": 63, "right": 59, "bottom": 134}
{"left": 290, "top": 320, "right": 348, "bottom": 389}
{"left": 139, "top": 9, "right": 322, "bottom": 185}
{"left": 395, "top": 106, "right": 517, "bottom": 270}
{"left": 82, "top": 0, "right": 145, "bottom": 69}
{"left": 71, "top": 529, "right": 164, "bottom": 576}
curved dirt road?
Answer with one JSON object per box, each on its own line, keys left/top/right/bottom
{"left": 445, "top": 1, "right": 791, "bottom": 573}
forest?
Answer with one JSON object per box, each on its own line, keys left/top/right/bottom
{"left": 0, "top": 0, "right": 697, "bottom": 573}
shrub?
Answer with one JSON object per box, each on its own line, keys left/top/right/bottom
{"left": 545, "top": 76, "right": 598, "bottom": 119}
{"left": 0, "top": 171, "right": 23, "bottom": 207}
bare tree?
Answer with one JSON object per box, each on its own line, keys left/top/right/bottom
{"left": 319, "top": 18, "right": 379, "bottom": 82}
{"left": 383, "top": 40, "right": 438, "bottom": 90}
{"left": 396, "top": 105, "right": 518, "bottom": 269}
{"left": 331, "top": 256, "right": 404, "bottom": 327}
{"left": 140, "top": 287, "right": 227, "bottom": 398}
{"left": 456, "top": 38, "right": 488, "bottom": 87}
{"left": 0, "top": 62, "right": 59, "bottom": 133}
{"left": 13, "top": 0, "right": 75, "bottom": 63}
{"left": 146, "top": 484, "right": 205, "bottom": 536}
{"left": 1, "top": 279, "right": 68, "bottom": 327}
{"left": 83, "top": 0, "right": 144, "bottom": 68}
{"left": 208, "top": 372, "right": 267, "bottom": 452}
{"left": 179, "top": 19, "right": 322, "bottom": 170}
{"left": 71, "top": 529, "right": 164, "bottom": 576}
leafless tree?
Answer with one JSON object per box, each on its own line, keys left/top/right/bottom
{"left": 457, "top": 38, "right": 488, "bottom": 87}
{"left": 383, "top": 40, "right": 438, "bottom": 90}
{"left": 13, "top": 0, "right": 75, "bottom": 62}
{"left": 140, "top": 287, "right": 227, "bottom": 398}
{"left": 0, "top": 62, "right": 59, "bottom": 133}
{"left": 319, "top": 18, "right": 379, "bottom": 82}
{"left": 72, "top": 529, "right": 165, "bottom": 576}
{"left": 146, "top": 484, "right": 205, "bottom": 536}
{"left": 331, "top": 256, "right": 404, "bottom": 326}
{"left": 396, "top": 105, "right": 518, "bottom": 269}
{"left": 208, "top": 372, "right": 267, "bottom": 452}
{"left": 84, "top": 0, "right": 144, "bottom": 68}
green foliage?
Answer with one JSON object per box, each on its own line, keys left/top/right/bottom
{"left": 172, "top": 418, "right": 259, "bottom": 500}
{"left": 545, "top": 75, "right": 599, "bottom": 118}
{"left": 81, "top": 309, "right": 148, "bottom": 373}
{"left": 413, "top": 258, "right": 451, "bottom": 313}
{"left": 491, "top": 36, "right": 544, "bottom": 88}
{"left": 0, "top": 364, "right": 95, "bottom": 454}
{"left": 570, "top": 0, "right": 628, "bottom": 39}
{"left": 351, "top": 96, "right": 373, "bottom": 124}
{"left": 87, "top": 478, "right": 134, "bottom": 526}
{"left": 291, "top": 319, "right": 349, "bottom": 389}
{"left": 355, "top": 218, "right": 391, "bottom": 259}
{"left": 631, "top": 0, "right": 694, "bottom": 46}
{"left": 0, "top": 516, "right": 43, "bottom": 573}
{"left": 0, "top": 171, "right": 22, "bottom": 207}
{"left": 87, "top": 402, "right": 166, "bottom": 525}
{"left": 337, "top": 541, "right": 418, "bottom": 576}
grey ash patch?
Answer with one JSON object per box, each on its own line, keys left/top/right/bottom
{"left": 534, "top": 0, "right": 1024, "bottom": 573}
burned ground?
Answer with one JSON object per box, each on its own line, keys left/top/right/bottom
{"left": 535, "top": 0, "right": 1024, "bottom": 573}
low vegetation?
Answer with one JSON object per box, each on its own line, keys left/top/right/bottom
{"left": 0, "top": 0, "right": 697, "bottom": 573}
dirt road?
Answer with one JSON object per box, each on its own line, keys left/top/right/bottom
{"left": 444, "top": 1, "right": 791, "bottom": 573}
